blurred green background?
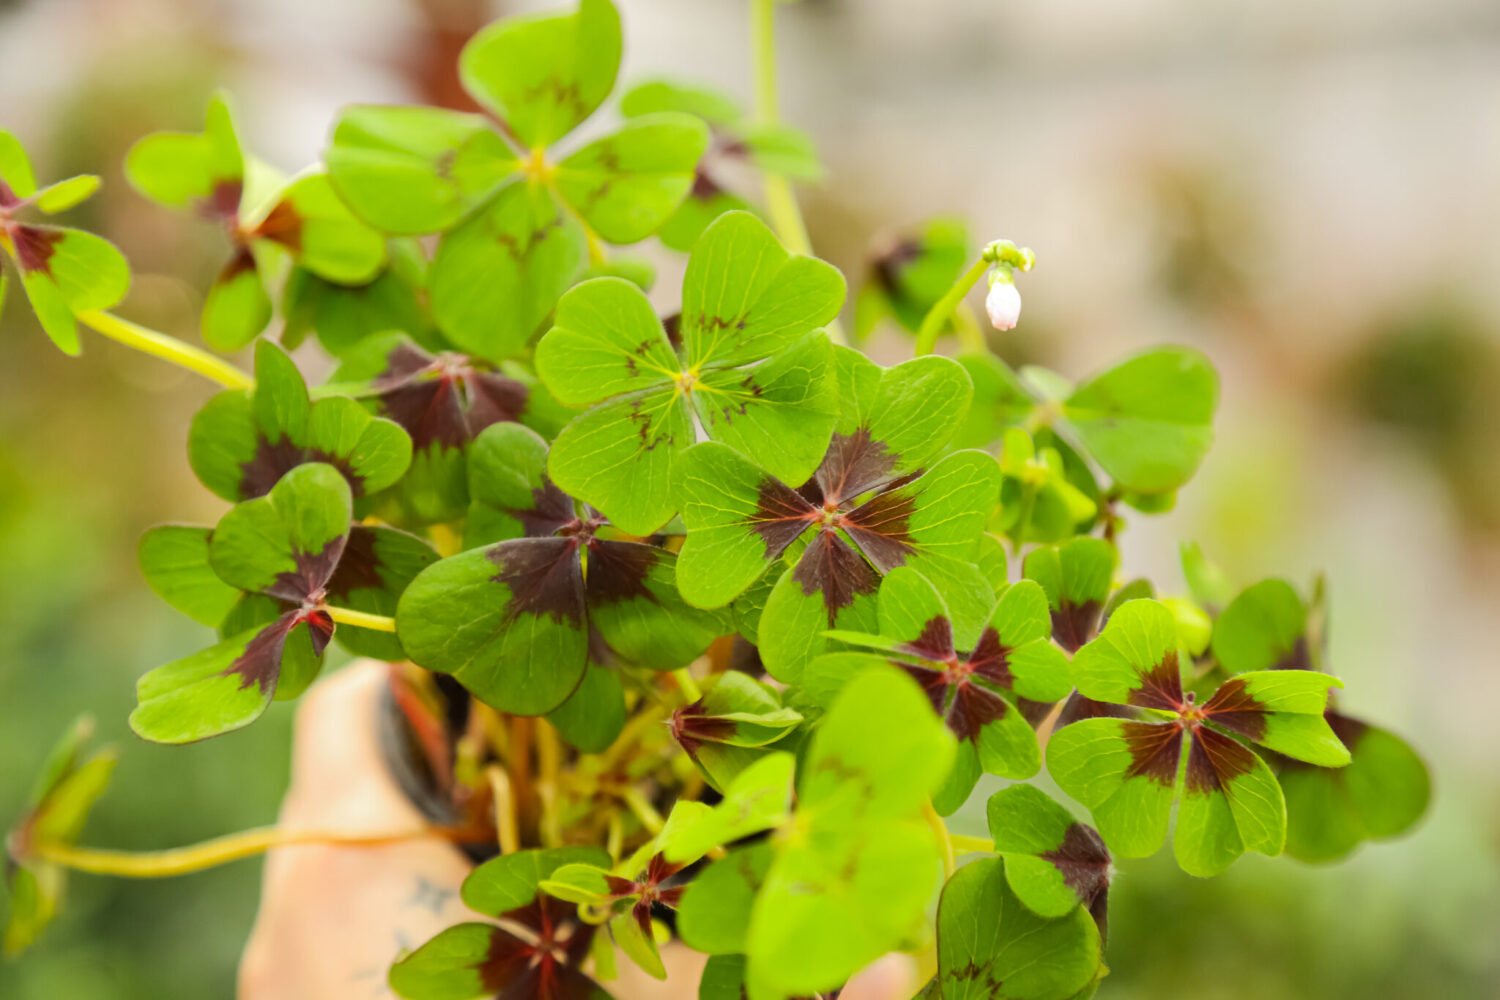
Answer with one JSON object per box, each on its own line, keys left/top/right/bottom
{"left": 2, "top": 0, "right": 1498, "bottom": 997}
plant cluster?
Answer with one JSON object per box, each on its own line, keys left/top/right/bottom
{"left": 1, "top": 1, "right": 1429, "bottom": 997}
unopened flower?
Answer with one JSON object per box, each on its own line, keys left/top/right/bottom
{"left": 986, "top": 273, "right": 1022, "bottom": 331}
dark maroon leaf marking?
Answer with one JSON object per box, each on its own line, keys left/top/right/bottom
{"left": 1326, "top": 710, "right": 1367, "bottom": 748}
{"left": 813, "top": 427, "right": 898, "bottom": 505}
{"left": 1272, "top": 635, "right": 1312, "bottom": 671}
{"left": 792, "top": 528, "right": 880, "bottom": 625}
{"left": 0, "top": 178, "right": 20, "bottom": 210}
{"left": 221, "top": 612, "right": 298, "bottom": 694}
{"left": 900, "top": 615, "right": 955, "bottom": 661}
{"left": 479, "top": 895, "right": 602, "bottom": 1000}
{"left": 1122, "top": 721, "right": 1183, "bottom": 785}
{"left": 842, "top": 487, "right": 917, "bottom": 572}
{"left": 945, "top": 681, "right": 1010, "bottom": 743}
{"left": 1199, "top": 677, "right": 1268, "bottom": 742}
{"left": 238, "top": 436, "right": 361, "bottom": 500}
{"left": 583, "top": 540, "right": 658, "bottom": 608}
{"left": 900, "top": 624, "right": 1025, "bottom": 747}
{"left": 1184, "top": 724, "right": 1256, "bottom": 794}
{"left": 304, "top": 609, "right": 334, "bottom": 657}
{"left": 1053, "top": 691, "right": 1133, "bottom": 730}
{"left": 251, "top": 198, "right": 303, "bottom": 252}
{"left": 513, "top": 483, "right": 577, "bottom": 539}
{"left": 267, "top": 535, "right": 347, "bottom": 603}
{"left": 467, "top": 372, "right": 531, "bottom": 433}
{"left": 898, "top": 658, "right": 953, "bottom": 716}
{"left": 8, "top": 223, "right": 62, "bottom": 275}
{"left": 219, "top": 245, "right": 258, "bottom": 283}
{"left": 487, "top": 538, "right": 586, "bottom": 627}
{"left": 966, "top": 627, "right": 1015, "bottom": 689}
{"left": 670, "top": 699, "right": 739, "bottom": 760}
{"left": 1038, "top": 822, "right": 1112, "bottom": 908}
{"left": 477, "top": 927, "right": 533, "bottom": 994}
{"left": 1127, "top": 650, "right": 1184, "bottom": 711}
{"left": 197, "top": 179, "right": 243, "bottom": 223}
{"left": 324, "top": 526, "right": 387, "bottom": 599}
{"left": 749, "top": 476, "right": 817, "bottom": 558}
{"left": 1050, "top": 599, "right": 1101, "bottom": 654}
{"left": 872, "top": 238, "right": 924, "bottom": 296}
{"left": 380, "top": 375, "right": 470, "bottom": 450}
{"left": 372, "top": 343, "right": 532, "bottom": 451}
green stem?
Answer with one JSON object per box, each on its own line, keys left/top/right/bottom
{"left": 1010, "top": 482, "right": 1039, "bottom": 565}
{"left": 673, "top": 667, "right": 702, "bottom": 704}
{"left": 27, "top": 825, "right": 445, "bottom": 879}
{"left": 954, "top": 302, "right": 987, "bottom": 354}
{"left": 948, "top": 832, "right": 995, "bottom": 854}
{"left": 76, "top": 310, "right": 252, "bottom": 390}
{"left": 915, "top": 255, "right": 990, "bottom": 357}
{"left": 619, "top": 786, "right": 665, "bottom": 835}
{"left": 750, "top": 0, "right": 845, "bottom": 345}
{"left": 325, "top": 606, "right": 397, "bottom": 632}
{"left": 923, "top": 800, "right": 956, "bottom": 879}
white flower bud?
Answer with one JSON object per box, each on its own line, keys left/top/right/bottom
{"left": 985, "top": 276, "right": 1022, "bottom": 331}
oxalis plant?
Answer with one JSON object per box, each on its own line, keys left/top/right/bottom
{"left": 0, "top": 1, "right": 1431, "bottom": 997}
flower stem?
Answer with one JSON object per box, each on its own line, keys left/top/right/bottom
{"left": 915, "top": 255, "right": 990, "bottom": 357}
{"left": 948, "top": 833, "right": 995, "bottom": 854}
{"left": 325, "top": 606, "right": 397, "bottom": 632}
{"left": 486, "top": 764, "right": 522, "bottom": 855}
{"left": 76, "top": 310, "right": 252, "bottom": 390}
{"left": 924, "top": 800, "right": 956, "bottom": 879}
{"left": 619, "top": 785, "right": 665, "bottom": 835}
{"left": 673, "top": 667, "right": 702, "bottom": 704}
{"left": 749, "top": 0, "right": 845, "bottom": 345}
{"left": 27, "top": 825, "right": 446, "bottom": 879}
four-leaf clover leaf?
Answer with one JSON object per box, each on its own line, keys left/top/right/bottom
{"left": 1046, "top": 598, "right": 1350, "bottom": 876}
{"left": 535, "top": 210, "right": 845, "bottom": 535}
{"left": 126, "top": 94, "right": 386, "bottom": 349}
{"left": 0, "top": 130, "right": 129, "bottom": 354}
{"left": 130, "top": 463, "right": 359, "bottom": 743}
{"left": 813, "top": 566, "right": 1072, "bottom": 813}
{"left": 395, "top": 423, "right": 724, "bottom": 715}
{"left": 188, "top": 340, "right": 412, "bottom": 503}
{"left": 1211, "top": 578, "right": 1430, "bottom": 862}
{"left": 390, "top": 847, "right": 610, "bottom": 1000}
{"left": 326, "top": 0, "right": 709, "bottom": 360}
{"left": 674, "top": 348, "right": 997, "bottom": 680}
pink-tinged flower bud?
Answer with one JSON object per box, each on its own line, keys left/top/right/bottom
{"left": 985, "top": 277, "right": 1022, "bottom": 331}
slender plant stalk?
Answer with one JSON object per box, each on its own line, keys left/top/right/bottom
{"left": 914, "top": 255, "right": 990, "bottom": 356}
{"left": 618, "top": 785, "right": 665, "bottom": 835}
{"left": 29, "top": 825, "right": 446, "bottom": 879}
{"left": 924, "top": 800, "right": 957, "bottom": 879}
{"left": 535, "top": 719, "right": 564, "bottom": 847}
{"left": 953, "top": 302, "right": 987, "bottom": 353}
{"left": 487, "top": 765, "right": 522, "bottom": 855}
{"left": 76, "top": 310, "right": 253, "bottom": 390}
{"left": 674, "top": 667, "right": 702, "bottom": 704}
{"left": 749, "top": 0, "right": 846, "bottom": 345}
{"left": 947, "top": 832, "right": 995, "bottom": 854}
{"left": 325, "top": 606, "right": 397, "bottom": 632}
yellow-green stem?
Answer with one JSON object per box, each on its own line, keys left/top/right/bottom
{"left": 619, "top": 786, "right": 665, "bottom": 835}
{"left": 924, "top": 800, "right": 956, "bottom": 879}
{"left": 750, "top": 0, "right": 845, "bottom": 345}
{"left": 915, "top": 255, "right": 990, "bottom": 357}
{"left": 325, "top": 606, "right": 397, "bottom": 632}
{"left": 77, "top": 310, "right": 252, "bottom": 390}
{"left": 948, "top": 833, "right": 995, "bottom": 854}
{"left": 29, "top": 825, "right": 440, "bottom": 879}
{"left": 674, "top": 667, "right": 702, "bottom": 704}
